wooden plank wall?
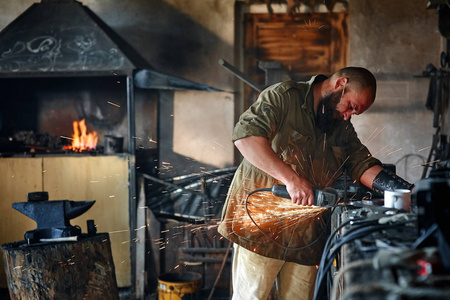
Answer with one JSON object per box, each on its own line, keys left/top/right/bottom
{"left": 0, "top": 158, "right": 42, "bottom": 288}
{"left": 244, "top": 12, "right": 348, "bottom": 105}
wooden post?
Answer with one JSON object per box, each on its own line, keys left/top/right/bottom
{"left": 2, "top": 233, "right": 119, "bottom": 300}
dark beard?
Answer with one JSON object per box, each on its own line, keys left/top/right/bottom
{"left": 315, "top": 91, "right": 342, "bottom": 133}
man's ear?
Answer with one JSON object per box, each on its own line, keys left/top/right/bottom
{"left": 334, "top": 77, "right": 348, "bottom": 89}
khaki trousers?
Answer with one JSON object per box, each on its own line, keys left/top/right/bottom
{"left": 232, "top": 244, "right": 317, "bottom": 300}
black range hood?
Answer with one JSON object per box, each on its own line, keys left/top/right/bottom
{"left": 0, "top": 0, "right": 220, "bottom": 91}
{"left": 0, "top": 0, "right": 139, "bottom": 76}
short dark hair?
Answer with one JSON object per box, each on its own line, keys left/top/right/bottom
{"left": 333, "top": 67, "right": 377, "bottom": 102}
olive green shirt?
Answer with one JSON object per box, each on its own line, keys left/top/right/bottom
{"left": 218, "top": 76, "right": 381, "bottom": 264}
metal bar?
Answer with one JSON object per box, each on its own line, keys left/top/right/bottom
{"left": 135, "top": 177, "right": 146, "bottom": 298}
{"left": 127, "top": 75, "right": 136, "bottom": 156}
{"left": 139, "top": 172, "right": 183, "bottom": 190}
{"left": 218, "top": 58, "right": 264, "bottom": 92}
{"left": 139, "top": 169, "right": 235, "bottom": 192}
{"left": 126, "top": 75, "right": 138, "bottom": 299}
{"left": 170, "top": 166, "right": 237, "bottom": 181}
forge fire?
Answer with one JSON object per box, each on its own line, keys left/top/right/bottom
{"left": 63, "top": 119, "right": 98, "bottom": 152}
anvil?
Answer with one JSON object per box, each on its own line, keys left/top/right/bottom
{"left": 12, "top": 192, "right": 95, "bottom": 244}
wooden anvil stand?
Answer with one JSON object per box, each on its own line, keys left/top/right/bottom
{"left": 2, "top": 233, "right": 119, "bottom": 300}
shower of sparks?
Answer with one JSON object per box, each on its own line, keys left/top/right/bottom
{"left": 230, "top": 192, "right": 327, "bottom": 245}
{"left": 107, "top": 101, "right": 120, "bottom": 108}
{"left": 109, "top": 229, "right": 129, "bottom": 234}
{"left": 325, "top": 155, "right": 349, "bottom": 187}
{"left": 363, "top": 125, "right": 387, "bottom": 146}
{"left": 60, "top": 135, "right": 74, "bottom": 141}
{"left": 103, "top": 171, "right": 329, "bottom": 261}
{"left": 135, "top": 226, "right": 146, "bottom": 231}
{"left": 294, "top": 154, "right": 305, "bottom": 171}
{"left": 383, "top": 146, "right": 395, "bottom": 154}
{"left": 418, "top": 146, "right": 431, "bottom": 152}
{"left": 308, "top": 155, "right": 319, "bottom": 186}
{"left": 412, "top": 159, "right": 441, "bottom": 168}
{"left": 371, "top": 145, "right": 389, "bottom": 157}
{"left": 160, "top": 162, "right": 173, "bottom": 171}
{"left": 304, "top": 19, "right": 315, "bottom": 27}
{"left": 213, "top": 141, "right": 227, "bottom": 149}
{"left": 387, "top": 148, "right": 402, "bottom": 155}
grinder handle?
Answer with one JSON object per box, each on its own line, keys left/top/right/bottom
{"left": 271, "top": 184, "right": 338, "bottom": 207}
{"left": 272, "top": 184, "right": 319, "bottom": 199}
{"left": 271, "top": 184, "right": 292, "bottom": 199}
{"left": 271, "top": 184, "right": 323, "bottom": 205}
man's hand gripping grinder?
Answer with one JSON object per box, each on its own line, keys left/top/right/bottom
{"left": 271, "top": 184, "right": 339, "bottom": 207}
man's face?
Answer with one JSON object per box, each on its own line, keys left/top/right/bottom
{"left": 316, "top": 87, "right": 372, "bottom": 133}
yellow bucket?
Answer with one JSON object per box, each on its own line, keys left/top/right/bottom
{"left": 158, "top": 272, "right": 202, "bottom": 300}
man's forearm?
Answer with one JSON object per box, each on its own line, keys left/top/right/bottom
{"left": 234, "top": 136, "right": 314, "bottom": 205}
{"left": 234, "top": 136, "right": 298, "bottom": 184}
{"left": 360, "top": 165, "right": 383, "bottom": 188}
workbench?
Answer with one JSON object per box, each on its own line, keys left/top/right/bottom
{"left": 318, "top": 203, "right": 450, "bottom": 300}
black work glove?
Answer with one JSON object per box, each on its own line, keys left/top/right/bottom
{"left": 372, "top": 168, "right": 414, "bottom": 195}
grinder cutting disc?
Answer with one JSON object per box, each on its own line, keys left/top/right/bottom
{"left": 315, "top": 187, "right": 340, "bottom": 207}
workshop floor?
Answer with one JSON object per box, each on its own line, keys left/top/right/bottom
{"left": 0, "top": 289, "right": 9, "bottom": 300}
{"left": 0, "top": 288, "right": 230, "bottom": 300}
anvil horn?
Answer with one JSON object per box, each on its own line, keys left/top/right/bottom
{"left": 65, "top": 200, "right": 96, "bottom": 219}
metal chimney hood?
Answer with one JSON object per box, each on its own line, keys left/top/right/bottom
{"left": 0, "top": 0, "right": 144, "bottom": 76}
{"left": 0, "top": 0, "right": 220, "bottom": 91}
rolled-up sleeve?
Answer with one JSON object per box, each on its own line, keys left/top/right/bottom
{"left": 232, "top": 88, "right": 284, "bottom": 142}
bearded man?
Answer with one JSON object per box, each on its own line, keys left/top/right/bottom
{"left": 218, "top": 67, "right": 413, "bottom": 300}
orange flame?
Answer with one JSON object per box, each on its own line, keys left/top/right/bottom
{"left": 64, "top": 119, "right": 98, "bottom": 152}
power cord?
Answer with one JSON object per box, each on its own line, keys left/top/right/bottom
{"left": 313, "top": 216, "right": 417, "bottom": 300}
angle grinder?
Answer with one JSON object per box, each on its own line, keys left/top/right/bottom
{"left": 271, "top": 184, "right": 339, "bottom": 207}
